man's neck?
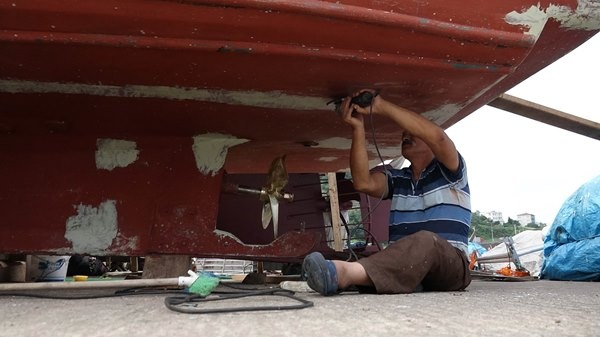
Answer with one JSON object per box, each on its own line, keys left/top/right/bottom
{"left": 408, "top": 154, "right": 435, "bottom": 182}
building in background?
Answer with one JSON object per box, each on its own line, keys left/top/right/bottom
{"left": 517, "top": 213, "right": 536, "bottom": 226}
{"left": 483, "top": 210, "right": 504, "bottom": 224}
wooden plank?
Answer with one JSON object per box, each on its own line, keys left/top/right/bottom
{"left": 488, "top": 93, "right": 600, "bottom": 141}
{"left": 327, "top": 173, "right": 343, "bottom": 252}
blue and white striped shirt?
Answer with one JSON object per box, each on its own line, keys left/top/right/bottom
{"left": 382, "top": 154, "right": 471, "bottom": 255}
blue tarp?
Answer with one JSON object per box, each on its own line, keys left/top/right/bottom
{"left": 541, "top": 175, "right": 600, "bottom": 281}
{"left": 468, "top": 241, "right": 487, "bottom": 256}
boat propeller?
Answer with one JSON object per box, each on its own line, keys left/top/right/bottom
{"left": 223, "top": 155, "right": 293, "bottom": 238}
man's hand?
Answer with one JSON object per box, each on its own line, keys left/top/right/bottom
{"left": 340, "top": 89, "right": 391, "bottom": 198}
{"left": 340, "top": 94, "right": 365, "bottom": 129}
{"left": 341, "top": 89, "right": 388, "bottom": 128}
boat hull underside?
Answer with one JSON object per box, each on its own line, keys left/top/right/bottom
{"left": 0, "top": 0, "right": 598, "bottom": 257}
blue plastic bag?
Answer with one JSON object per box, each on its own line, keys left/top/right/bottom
{"left": 541, "top": 175, "right": 600, "bottom": 281}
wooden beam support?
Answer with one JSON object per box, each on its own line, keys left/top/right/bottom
{"left": 327, "top": 173, "right": 343, "bottom": 252}
{"left": 488, "top": 94, "right": 600, "bottom": 141}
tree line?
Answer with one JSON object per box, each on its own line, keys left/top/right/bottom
{"left": 470, "top": 211, "right": 545, "bottom": 243}
{"left": 345, "top": 209, "right": 545, "bottom": 245}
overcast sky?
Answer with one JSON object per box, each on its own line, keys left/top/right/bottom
{"left": 446, "top": 33, "right": 600, "bottom": 225}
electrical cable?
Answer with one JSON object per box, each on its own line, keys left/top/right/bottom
{"left": 364, "top": 101, "right": 391, "bottom": 219}
{"left": 163, "top": 288, "right": 313, "bottom": 314}
{"left": 0, "top": 286, "right": 183, "bottom": 300}
{"left": 342, "top": 99, "right": 391, "bottom": 256}
{"left": 1, "top": 284, "right": 314, "bottom": 314}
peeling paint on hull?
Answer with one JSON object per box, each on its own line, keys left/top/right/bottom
{"left": 0, "top": 79, "right": 331, "bottom": 111}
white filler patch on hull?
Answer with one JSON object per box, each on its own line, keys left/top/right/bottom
{"left": 95, "top": 139, "right": 139, "bottom": 171}
{"left": 314, "top": 137, "right": 353, "bottom": 150}
{"left": 506, "top": 0, "right": 600, "bottom": 39}
{"left": 65, "top": 200, "right": 118, "bottom": 254}
{"left": 192, "top": 133, "right": 249, "bottom": 176}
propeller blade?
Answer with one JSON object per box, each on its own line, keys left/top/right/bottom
{"left": 269, "top": 194, "right": 279, "bottom": 238}
{"left": 261, "top": 201, "right": 272, "bottom": 229}
{"left": 260, "top": 195, "right": 279, "bottom": 237}
{"left": 261, "top": 155, "right": 287, "bottom": 238}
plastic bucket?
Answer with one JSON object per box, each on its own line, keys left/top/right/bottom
{"left": 26, "top": 255, "right": 71, "bottom": 282}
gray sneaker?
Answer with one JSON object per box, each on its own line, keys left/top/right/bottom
{"left": 302, "top": 252, "right": 339, "bottom": 296}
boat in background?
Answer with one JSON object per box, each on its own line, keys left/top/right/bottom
{"left": 1, "top": 0, "right": 598, "bottom": 259}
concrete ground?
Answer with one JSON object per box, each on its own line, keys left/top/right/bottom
{"left": 1, "top": 279, "right": 599, "bottom": 337}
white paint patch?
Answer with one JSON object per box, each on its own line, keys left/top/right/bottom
{"left": 505, "top": 6, "right": 550, "bottom": 38}
{"left": 213, "top": 229, "right": 241, "bottom": 242}
{"left": 422, "top": 103, "right": 463, "bottom": 125}
{"left": 548, "top": 0, "right": 600, "bottom": 30}
{"left": 315, "top": 137, "right": 402, "bottom": 166}
{"left": 0, "top": 79, "right": 331, "bottom": 111}
{"left": 314, "top": 137, "right": 353, "bottom": 150}
{"left": 192, "top": 133, "right": 249, "bottom": 176}
{"left": 95, "top": 139, "right": 139, "bottom": 171}
{"left": 368, "top": 144, "right": 402, "bottom": 158}
{"left": 506, "top": 0, "right": 600, "bottom": 39}
{"left": 424, "top": 76, "right": 507, "bottom": 127}
{"left": 65, "top": 200, "right": 118, "bottom": 254}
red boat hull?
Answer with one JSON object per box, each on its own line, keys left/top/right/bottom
{"left": 0, "top": 0, "right": 598, "bottom": 257}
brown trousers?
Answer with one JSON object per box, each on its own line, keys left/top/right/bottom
{"left": 357, "top": 231, "right": 471, "bottom": 294}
